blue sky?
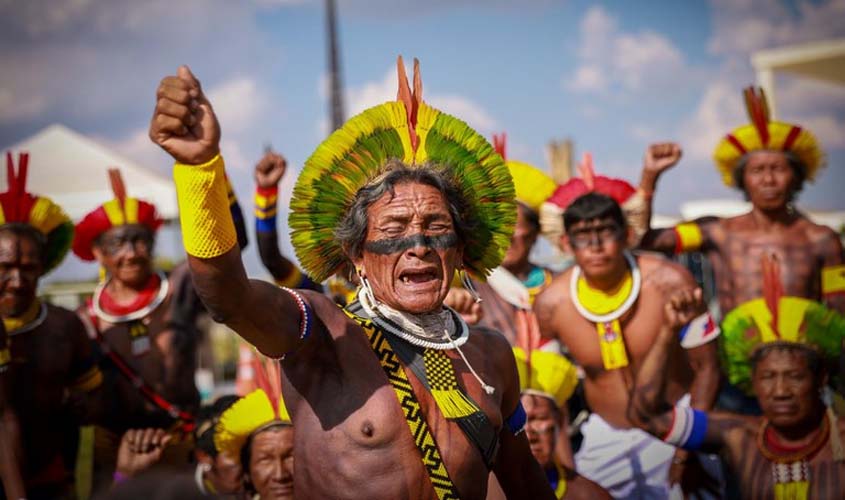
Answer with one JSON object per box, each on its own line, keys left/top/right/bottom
{"left": 2, "top": 0, "right": 844, "bottom": 281}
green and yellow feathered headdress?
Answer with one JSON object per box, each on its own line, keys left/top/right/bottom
{"left": 214, "top": 357, "right": 290, "bottom": 459}
{"left": 289, "top": 57, "right": 516, "bottom": 282}
{"left": 713, "top": 87, "right": 824, "bottom": 187}
{"left": 0, "top": 152, "right": 74, "bottom": 273}
{"left": 513, "top": 346, "right": 578, "bottom": 409}
{"left": 721, "top": 254, "right": 845, "bottom": 394}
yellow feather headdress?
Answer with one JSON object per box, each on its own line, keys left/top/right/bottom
{"left": 214, "top": 356, "right": 290, "bottom": 459}
{"left": 513, "top": 346, "right": 578, "bottom": 409}
{"left": 289, "top": 57, "right": 516, "bottom": 282}
{"left": 713, "top": 87, "right": 824, "bottom": 187}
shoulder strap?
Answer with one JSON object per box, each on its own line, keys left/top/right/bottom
{"left": 344, "top": 308, "right": 461, "bottom": 500}
{"left": 347, "top": 301, "right": 499, "bottom": 467}
{"left": 87, "top": 306, "right": 195, "bottom": 432}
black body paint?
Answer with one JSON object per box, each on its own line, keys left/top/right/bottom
{"left": 364, "top": 232, "right": 459, "bottom": 255}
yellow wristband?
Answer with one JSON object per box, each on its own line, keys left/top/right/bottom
{"left": 822, "top": 264, "right": 845, "bottom": 295}
{"left": 174, "top": 155, "right": 237, "bottom": 258}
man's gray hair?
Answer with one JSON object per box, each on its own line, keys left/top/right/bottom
{"left": 335, "top": 160, "right": 476, "bottom": 259}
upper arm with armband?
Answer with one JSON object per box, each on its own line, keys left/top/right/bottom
{"left": 673, "top": 222, "right": 703, "bottom": 254}
{"left": 679, "top": 312, "right": 720, "bottom": 349}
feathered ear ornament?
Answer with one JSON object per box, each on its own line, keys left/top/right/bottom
{"left": 396, "top": 56, "right": 422, "bottom": 154}
{"left": 108, "top": 168, "right": 127, "bottom": 220}
{"left": 743, "top": 86, "right": 771, "bottom": 146}
{"left": 4, "top": 151, "right": 30, "bottom": 222}
{"left": 492, "top": 133, "right": 507, "bottom": 160}
{"left": 251, "top": 355, "right": 284, "bottom": 420}
{"left": 578, "top": 152, "right": 596, "bottom": 191}
{"left": 761, "top": 252, "right": 783, "bottom": 336}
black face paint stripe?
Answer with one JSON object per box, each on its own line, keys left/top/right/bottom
{"left": 363, "top": 232, "right": 459, "bottom": 255}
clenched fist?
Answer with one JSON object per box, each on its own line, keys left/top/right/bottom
{"left": 255, "top": 152, "right": 288, "bottom": 189}
{"left": 664, "top": 287, "right": 704, "bottom": 332}
{"left": 643, "top": 143, "right": 682, "bottom": 176}
{"left": 149, "top": 65, "right": 220, "bottom": 165}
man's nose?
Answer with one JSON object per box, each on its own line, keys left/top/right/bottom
{"left": 772, "top": 375, "right": 791, "bottom": 397}
{"left": 4, "top": 269, "right": 22, "bottom": 289}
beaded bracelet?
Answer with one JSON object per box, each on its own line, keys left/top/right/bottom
{"left": 277, "top": 287, "right": 314, "bottom": 360}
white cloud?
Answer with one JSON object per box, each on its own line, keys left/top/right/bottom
{"left": 0, "top": 88, "right": 48, "bottom": 123}
{"left": 207, "top": 77, "right": 267, "bottom": 135}
{"left": 708, "top": 0, "right": 845, "bottom": 57}
{"left": 678, "top": 81, "right": 745, "bottom": 163}
{"left": 345, "top": 67, "right": 498, "bottom": 133}
{"left": 567, "top": 6, "right": 690, "bottom": 94}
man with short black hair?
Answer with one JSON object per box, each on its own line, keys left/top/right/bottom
{"left": 535, "top": 160, "right": 722, "bottom": 498}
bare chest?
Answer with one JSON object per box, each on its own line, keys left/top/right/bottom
{"left": 282, "top": 323, "right": 502, "bottom": 499}
{"left": 712, "top": 230, "right": 821, "bottom": 304}
{"left": 727, "top": 441, "right": 845, "bottom": 499}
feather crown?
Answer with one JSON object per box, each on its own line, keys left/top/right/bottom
{"left": 289, "top": 56, "right": 516, "bottom": 282}
{"left": 0, "top": 151, "right": 74, "bottom": 273}
{"left": 713, "top": 86, "right": 824, "bottom": 187}
{"left": 72, "top": 168, "right": 163, "bottom": 261}
{"left": 492, "top": 132, "right": 556, "bottom": 214}
{"left": 720, "top": 253, "right": 845, "bottom": 394}
{"left": 214, "top": 355, "right": 291, "bottom": 459}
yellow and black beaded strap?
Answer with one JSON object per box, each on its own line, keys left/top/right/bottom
{"left": 344, "top": 309, "right": 461, "bottom": 500}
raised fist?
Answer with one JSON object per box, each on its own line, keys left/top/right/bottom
{"left": 643, "top": 143, "right": 682, "bottom": 176}
{"left": 116, "top": 428, "right": 172, "bottom": 478}
{"left": 149, "top": 65, "right": 220, "bottom": 165}
{"left": 254, "top": 151, "right": 288, "bottom": 189}
{"left": 444, "top": 288, "right": 483, "bottom": 325}
{"left": 664, "top": 287, "right": 704, "bottom": 332}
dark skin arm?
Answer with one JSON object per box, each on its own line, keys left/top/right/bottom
{"left": 149, "top": 66, "right": 305, "bottom": 358}
{"left": 634, "top": 143, "right": 683, "bottom": 248}
{"left": 819, "top": 227, "right": 845, "bottom": 314}
{"left": 254, "top": 151, "right": 322, "bottom": 292}
{"left": 0, "top": 323, "right": 25, "bottom": 499}
{"left": 492, "top": 338, "right": 556, "bottom": 499}
{"left": 627, "top": 288, "right": 742, "bottom": 452}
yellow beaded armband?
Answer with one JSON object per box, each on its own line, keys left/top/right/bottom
{"left": 174, "top": 155, "right": 238, "bottom": 258}
{"left": 71, "top": 366, "right": 103, "bottom": 392}
{"left": 673, "top": 222, "right": 703, "bottom": 254}
{"left": 822, "top": 264, "right": 845, "bottom": 296}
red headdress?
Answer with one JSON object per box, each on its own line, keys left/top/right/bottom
{"left": 539, "top": 153, "right": 643, "bottom": 248}
{"left": 72, "top": 169, "right": 163, "bottom": 261}
{"left": 0, "top": 152, "right": 74, "bottom": 273}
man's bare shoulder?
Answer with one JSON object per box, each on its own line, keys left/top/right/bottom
{"left": 45, "top": 303, "right": 87, "bottom": 334}
{"left": 536, "top": 266, "right": 573, "bottom": 305}
{"left": 468, "top": 325, "right": 511, "bottom": 355}
{"left": 636, "top": 252, "right": 695, "bottom": 292}
{"left": 801, "top": 218, "right": 842, "bottom": 245}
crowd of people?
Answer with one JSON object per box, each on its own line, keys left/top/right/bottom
{"left": 1, "top": 58, "right": 844, "bottom": 499}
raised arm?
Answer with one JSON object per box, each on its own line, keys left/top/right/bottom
{"left": 819, "top": 226, "right": 845, "bottom": 315}
{"left": 149, "top": 66, "right": 307, "bottom": 358}
{"left": 0, "top": 323, "right": 25, "bottom": 500}
{"left": 627, "top": 288, "right": 736, "bottom": 453}
{"left": 635, "top": 143, "right": 721, "bottom": 256}
{"left": 254, "top": 151, "right": 322, "bottom": 292}
{"left": 491, "top": 336, "right": 556, "bottom": 499}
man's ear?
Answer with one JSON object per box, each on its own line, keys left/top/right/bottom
{"left": 194, "top": 449, "right": 213, "bottom": 465}
{"left": 559, "top": 234, "right": 573, "bottom": 255}
{"left": 625, "top": 225, "right": 636, "bottom": 249}
{"left": 91, "top": 246, "right": 106, "bottom": 264}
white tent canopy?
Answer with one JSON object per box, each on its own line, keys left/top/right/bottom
{"left": 1, "top": 124, "right": 177, "bottom": 221}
